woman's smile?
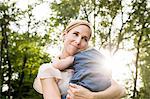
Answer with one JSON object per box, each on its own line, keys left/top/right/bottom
{"left": 63, "top": 25, "right": 91, "bottom": 57}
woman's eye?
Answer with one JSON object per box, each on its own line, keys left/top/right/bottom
{"left": 84, "top": 38, "right": 88, "bottom": 42}
{"left": 73, "top": 32, "right": 78, "bottom": 36}
{"left": 82, "top": 37, "right": 88, "bottom": 42}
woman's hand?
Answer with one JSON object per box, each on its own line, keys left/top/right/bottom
{"left": 66, "top": 83, "right": 94, "bottom": 99}
{"left": 66, "top": 80, "right": 126, "bottom": 99}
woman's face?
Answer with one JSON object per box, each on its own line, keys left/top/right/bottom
{"left": 63, "top": 25, "right": 91, "bottom": 57}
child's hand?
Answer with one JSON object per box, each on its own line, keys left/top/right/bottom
{"left": 51, "top": 57, "right": 60, "bottom": 68}
{"left": 52, "top": 56, "right": 74, "bottom": 70}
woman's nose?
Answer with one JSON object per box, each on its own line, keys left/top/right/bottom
{"left": 75, "top": 37, "right": 81, "bottom": 45}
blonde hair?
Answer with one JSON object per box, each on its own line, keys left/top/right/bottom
{"left": 63, "top": 20, "right": 92, "bottom": 37}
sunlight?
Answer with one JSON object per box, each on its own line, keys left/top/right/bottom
{"left": 32, "top": 3, "right": 51, "bottom": 21}
{"left": 45, "top": 44, "right": 61, "bottom": 58}
{"left": 100, "top": 49, "right": 135, "bottom": 82}
{"left": 102, "top": 49, "right": 143, "bottom": 90}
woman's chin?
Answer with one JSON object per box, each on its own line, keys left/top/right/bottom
{"left": 69, "top": 51, "right": 77, "bottom": 56}
{"left": 67, "top": 47, "right": 78, "bottom": 55}
{"left": 68, "top": 49, "right": 79, "bottom": 56}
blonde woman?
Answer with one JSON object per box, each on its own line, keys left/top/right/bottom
{"left": 33, "top": 20, "right": 125, "bottom": 99}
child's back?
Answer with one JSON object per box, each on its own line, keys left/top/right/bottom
{"left": 70, "top": 48, "right": 111, "bottom": 92}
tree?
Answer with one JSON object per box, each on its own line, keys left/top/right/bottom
{"left": 122, "top": 0, "right": 150, "bottom": 98}
{"left": 0, "top": 1, "right": 51, "bottom": 98}
{"left": 50, "top": 0, "right": 82, "bottom": 27}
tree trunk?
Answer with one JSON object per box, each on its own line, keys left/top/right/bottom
{"left": 2, "top": 22, "right": 12, "bottom": 99}
{"left": 0, "top": 32, "right": 3, "bottom": 99}
{"left": 132, "top": 28, "right": 144, "bottom": 99}
{"left": 93, "top": 0, "right": 96, "bottom": 46}
{"left": 18, "top": 54, "right": 27, "bottom": 99}
{"left": 7, "top": 46, "right": 12, "bottom": 99}
{"left": 133, "top": 43, "right": 140, "bottom": 99}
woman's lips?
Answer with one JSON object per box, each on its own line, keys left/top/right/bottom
{"left": 69, "top": 44, "right": 79, "bottom": 53}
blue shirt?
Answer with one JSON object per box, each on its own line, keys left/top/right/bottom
{"left": 69, "top": 48, "right": 111, "bottom": 92}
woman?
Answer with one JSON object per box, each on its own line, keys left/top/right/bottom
{"left": 33, "top": 20, "right": 125, "bottom": 99}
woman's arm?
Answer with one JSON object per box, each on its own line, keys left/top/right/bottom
{"left": 67, "top": 79, "right": 125, "bottom": 99}
{"left": 41, "top": 78, "right": 61, "bottom": 99}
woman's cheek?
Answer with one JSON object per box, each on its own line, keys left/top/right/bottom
{"left": 82, "top": 43, "right": 88, "bottom": 49}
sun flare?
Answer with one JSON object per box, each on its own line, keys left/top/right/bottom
{"left": 100, "top": 49, "right": 135, "bottom": 82}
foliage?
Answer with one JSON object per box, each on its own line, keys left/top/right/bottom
{"left": 50, "top": 0, "right": 82, "bottom": 26}
{"left": 0, "top": 0, "right": 150, "bottom": 98}
{"left": 0, "top": 1, "right": 51, "bottom": 98}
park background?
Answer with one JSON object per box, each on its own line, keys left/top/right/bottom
{"left": 0, "top": 0, "right": 149, "bottom": 99}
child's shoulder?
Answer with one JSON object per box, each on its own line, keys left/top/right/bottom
{"left": 80, "top": 47, "right": 102, "bottom": 56}
{"left": 75, "top": 47, "right": 105, "bottom": 60}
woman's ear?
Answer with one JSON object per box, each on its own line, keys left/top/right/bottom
{"left": 62, "top": 35, "right": 65, "bottom": 41}
{"left": 62, "top": 31, "right": 67, "bottom": 41}
{"left": 61, "top": 33, "right": 65, "bottom": 41}
{"left": 63, "top": 31, "right": 67, "bottom": 35}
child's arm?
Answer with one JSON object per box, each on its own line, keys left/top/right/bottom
{"left": 52, "top": 56, "right": 74, "bottom": 70}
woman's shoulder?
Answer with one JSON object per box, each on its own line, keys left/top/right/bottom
{"left": 40, "top": 63, "right": 51, "bottom": 67}
{"left": 39, "top": 63, "right": 52, "bottom": 71}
